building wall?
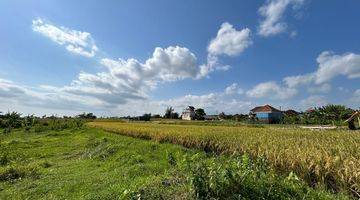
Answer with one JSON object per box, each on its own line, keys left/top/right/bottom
{"left": 255, "top": 112, "right": 282, "bottom": 123}
{"left": 182, "top": 111, "right": 195, "bottom": 120}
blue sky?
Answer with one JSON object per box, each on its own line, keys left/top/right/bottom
{"left": 0, "top": 0, "right": 359, "bottom": 116}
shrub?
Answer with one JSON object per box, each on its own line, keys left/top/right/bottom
{"left": 1, "top": 112, "right": 22, "bottom": 131}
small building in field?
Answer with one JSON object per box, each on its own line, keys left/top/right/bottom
{"left": 182, "top": 106, "right": 195, "bottom": 120}
{"left": 250, "top": 104, "right": 283, "bottom": 123}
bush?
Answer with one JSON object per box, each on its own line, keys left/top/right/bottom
{"left": 281, "top": 104, "right": 354, "bottom": 125}
{"left": 1, "top": 112, "right": 22, "bottom": 130}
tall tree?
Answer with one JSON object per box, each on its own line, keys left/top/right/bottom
{"left": 164, "top": 107, "right": 174, "bottom": 119}
{"left": 195, "top": 108, "right": 206, "bottom": 120}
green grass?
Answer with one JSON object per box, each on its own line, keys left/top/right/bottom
{"left": 0, "top": 128, "right": 192, "bottom": 199}
{"left": 0, "top": 127, "right": 352, "bottom": 199}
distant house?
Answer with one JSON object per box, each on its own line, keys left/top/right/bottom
{"left": 250, "top": 104, "right": 283, "bottom": 124}
{"left": 284, "top": 109, "right": 299, "bottom": 116}
{"left": 182, "top": 106, "right": 195, "bottom": 120}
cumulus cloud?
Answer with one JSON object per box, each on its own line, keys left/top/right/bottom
{"left": 246, "top": 81, "right": 297, "bottom": 99}
{"left": 349, "top": 89, "right": 360, "bottom": 104}
{"left": 157, "top": 91, "right": 251, "bottom": 114}
{"left": 258, "top": 0, "right": 305, "bottom": 37}
{"left": 198, "top": 22, "right": 252, "bottom": 78}
{"left": 208, "top": 22, "right": 252, "bottom": 56}
{"left": 0, "top": 78, "right": 105, "bottom": 115}
{"left": 56, "top": 46, "right": 200, "bottom": 106}
{"left": 307, "top": 83, "right": 331, "bottom": 94}
{"left": 32, "top": 18, "right": 98, "bottom": 57}
{"left": 283, "top": 51, "right": 360, "bottom": 93}
{"left": 315, "top": 51, "right": 360, "bottom": 84}
{"left": 1, "top": 44, "right": 244, "bottom": 115}
{"left": 197, "top": 54, "right": 230, "bottom": 79}
{"left": 300, "top": 95, "right": 328, "bottom": 109}
{"left": 283, "top": 73, "right": 315, "bottom": 88}
{"left": 0, "top": 77, "right": 253, "bottom": 116}
{"left": 225, "top": 83, "right": 244, "bottom": 95}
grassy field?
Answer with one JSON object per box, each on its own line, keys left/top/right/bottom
{"left": 88, "top": 121, "right": 360, "bottom": 197}
{"left": 0, "top": 126, "right": 352, "bottom": 199}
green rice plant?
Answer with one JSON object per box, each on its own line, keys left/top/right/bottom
{"left": 89, "top": 121, "right": 360, "bottom": 196}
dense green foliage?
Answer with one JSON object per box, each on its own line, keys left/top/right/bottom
{"left": 0, "top": 112, "right": 23, "bottom": 133}
{"left": 0, "top": 112, "right": 86, "bottom": 134}
{"left": 164, "top": 107, "right": 180, "bottom": 119}
{"left": 282, "top": 105, "right": 355, "bottom": 125}
{"left": 76, "top": 112, "right": 97, "bottom": 119}
{"left": 194, "top": 108, "right": 206, "bottom": 120}
{"left": 0, "top": 127, "right": 349, "bottom": 199}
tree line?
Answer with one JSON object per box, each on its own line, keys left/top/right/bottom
{"left": 0, "top": 112, "right": 96, "bottom": 133}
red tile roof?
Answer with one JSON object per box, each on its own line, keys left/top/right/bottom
{"left": 284, "top": 109, "right": 299, "bottom": 116}
{"left": 250, "top": 104, "right": 281, "bottom": 113}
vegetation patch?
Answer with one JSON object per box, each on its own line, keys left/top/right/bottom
{"left": 0, "top": 122, "right": 354, "bottom": 199}
{"left": 89, "top": 121, "right": 360, "bottom": 197}
{"left": 0, "top": 166, "right": 39, "bottom": 182}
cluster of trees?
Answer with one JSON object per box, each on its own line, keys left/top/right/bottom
{"left": 76, "top": 112, "right": 97, "bottom": 119}
{"left": 163, "top": 107, "right": 207, "bottom": 120}
{"left": 194, "top": 108, "right": 206, "bottom": 120}
{"left": 0, "top": 111, "right": 95, "bottom": 133}
{"left": 0, "top": 112, "right": 23, "bottom": 132}
{"left": 164, "top": 107, "right": 179, "bottom": 119}
{"left": 218, "top": 112, "right": 248, "bottom": 121}
{"left": 282, "top": 104, "right": 355, "bottom": 125}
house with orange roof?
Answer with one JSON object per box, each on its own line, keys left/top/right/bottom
{"left": 249, "top": 104, "right": 283, "bottom": 124}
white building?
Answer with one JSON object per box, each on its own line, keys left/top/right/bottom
{"left": 181, "top": 106, "right": 195, "bottom": 120}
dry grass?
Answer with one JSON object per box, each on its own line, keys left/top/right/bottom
{"left": 88, "top": 121, "right": 360, "bottom": 196}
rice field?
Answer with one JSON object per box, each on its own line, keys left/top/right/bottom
{"left": 88, "top": 121, "right": 360, "bottom": 196}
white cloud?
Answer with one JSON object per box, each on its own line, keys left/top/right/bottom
{"left": 225, "top": 83, "right": 244, "bottom": 95}
{"left": 283, "top": 51, "right": 360, "bottom": 94}
{"left": 315, "top": 51, "right": 360, "bottom": 84}
{"left": 0, "top": 77, "right": 253, "bottom": 116}
{"left": 300, "top": 95, "right": 328, "bottom": 109}
{"left": 157, "top": 93, "right": 251, "bottom": 115}
{"left": 58, "top": 46, "right": 200, "bottom": 106}
{"left": 197, "top": 54, "right": 231, "bottom": 79}
{"left": 258, "top": 0, "right": 305, "bottom": 37}
{"left": 246, "top": 81, "right": 297, "bottom": 99}
{"left": 307, "top": 83, "right": 331, "bottom": 93}
{"left": 198, "top": 22, "right": 251, "bottom": 79}
{"left": 0, "top": 79, "right": 27, "bottom": 98}
{"left": 0, "top": 78, "right": 105, "bottom": 115}
{"left": 1, "top": 44, "right": 242, "bottom": 115}
{"left": 32, "top": 18, "right": 98, "bottom": 57}
{"left": 350, "top": 89, "right": 360, "bottom": 104}
{"left": 283, "top": 73, "right": 314, "bottom": 88}
{"left": 208, "top": 22, "right": 252, "bottom": 57}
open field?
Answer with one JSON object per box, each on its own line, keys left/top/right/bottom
{"left": 0, "top": 128, "right": 192, "bottom": 199}
{"left": 89, "top": 121, "right": 360, "bottom": 197}
{"left": 0, "top": 126, "right": 351, "bottom": 199}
